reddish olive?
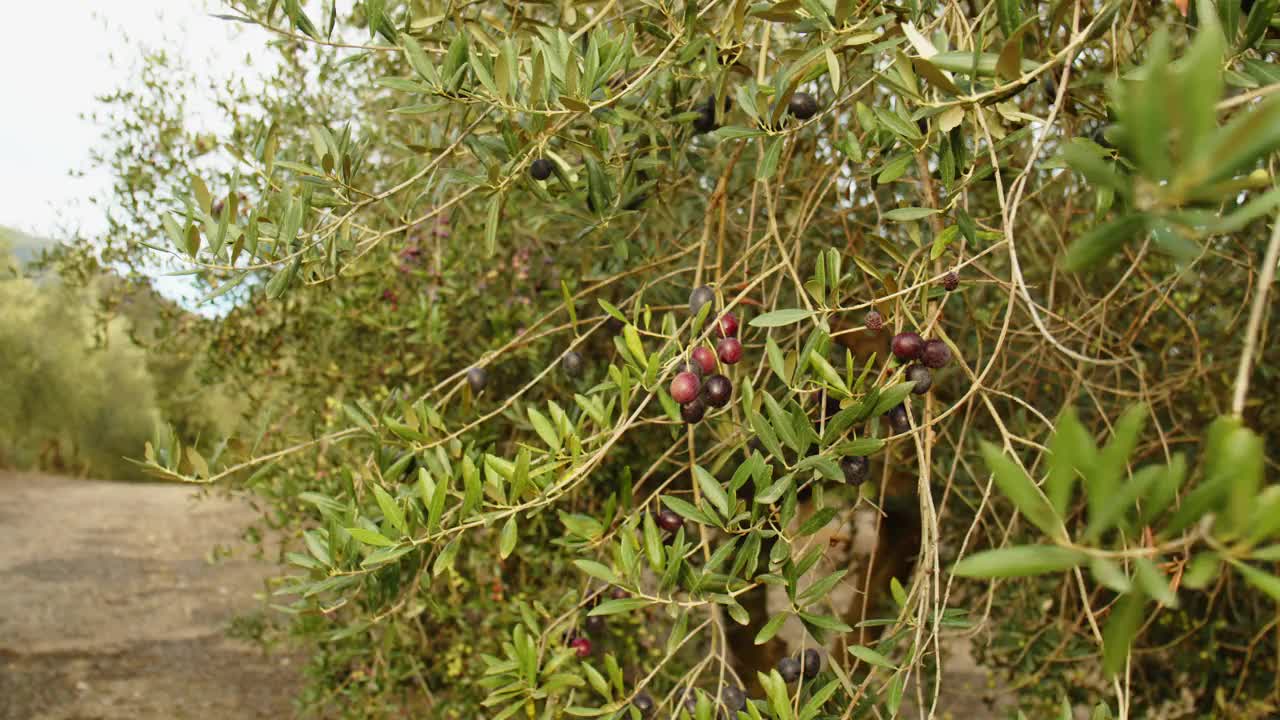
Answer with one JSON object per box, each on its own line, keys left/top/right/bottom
{"left": 569, "top": 636, "right": 592, "bottom": 658}
{"left": 670, "top": 371, "right": 701, "bottom": 404}
{"left": 691, "top": 346, "right": 717, "bottom": 374}
{"left": 891, "top": 332, "right": 924, "bottom": 361}
{"left": 717, "top": 312, "right": 739, "bottom": 338}
{"left": 717, "top": 337, "right": 743, "bottom": 365}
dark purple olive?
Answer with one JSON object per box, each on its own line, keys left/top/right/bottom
{"left": 800, "top": 648, "right": 821, "bottom": 679}
{"left": 689, "top": 285, "right": 716, "bottom": 315}
{"left": 562, "top": 350, "right": 585, "bottom": 377}
{"left": 788, "top": 92, "right": 819, "bottom": 120}
{"left": 657, "top": 509, "right": 683, "bottom": 533}
{"left": 703, "top": 374, "right": 732, "bottom": 407}
{"left": 841, "top": 456, "right": 869, "bottom": 484}
{"left": 721, "top": 685, "right": 746, "bottom": 711}
{"left": 921, "top": 339, "right": 952, "bottom": 369}
{"left": 681, "top": 397, "right": 707, "bottom": 424}
{"left": 777, "top": 656, "right": 801, "bottom": 683}
{"left": 888, "top": 404, "right": 911, "bottom": 434}
{"left": 906, "top": 365, "right": 932, "bottom": 394}
{"left": 584, "top": 615, "right": 606, "bottom": 635}
{"left": 530, "top": 158, "right": 554, "bottom": 180}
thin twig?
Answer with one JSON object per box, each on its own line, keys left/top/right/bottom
{"left": 1231, "top": 209, "right": 1280, "bottom": 416}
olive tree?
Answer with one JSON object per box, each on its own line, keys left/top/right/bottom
{"left": 89, "top": 0, "right": 1280, "bottom": 717}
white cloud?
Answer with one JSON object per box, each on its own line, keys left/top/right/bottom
{"left": 0, "top": 1, "right": 269, "bottom": 238}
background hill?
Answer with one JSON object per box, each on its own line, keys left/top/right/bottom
{"left": 0, "top": 225, "right": 63, "bottom": 270}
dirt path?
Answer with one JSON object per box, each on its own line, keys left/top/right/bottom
{"left": 0, "top": 471, "right": 302, "bottom": 720}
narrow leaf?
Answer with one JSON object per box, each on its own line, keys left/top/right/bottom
{"left": 499, "top": 515, "right": 519, "bottom": 559}
{"left": 980, "top": 441, "right": 1063, "bottom": 539}
{"left": 750, "top": 309, "right": 815, "bottom": 328}
{"left": 951, "top": 545, "right": 1085, "bottom": 577}
{"left": 848, "top": 644, "right": 896, "bottom": 669}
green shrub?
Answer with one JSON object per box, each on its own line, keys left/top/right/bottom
{"left": 0, "top": 233, "right": 242, "bottom": 480}
{"left": 0, "top": 272, "right": 160, "bottom": 478}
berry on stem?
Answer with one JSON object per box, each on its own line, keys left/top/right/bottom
{"left": 466, "top": 367, "right": 488, "bottom": 392}
{"left": 703, "top": 374, "right": 732, "bottom": 407}
{"left": 777, "top": 656, "right": 801, "bottom": 684}
{"left": 721, "top": 685, "right": 746, "bottom": 712}
{"left": 888, "top": 404, "right": 911, "bottom": 434}
{"left": 693, "top": 95, "right": 729, "bottom": 134}
{"left": 632, "top": 692, "right": 655, "bottom": 717}
{"left": 584, "top": 615, "right": 605, "bottom": 635}
{"left": 681, "top": 397, "right": 707, "bottom": 424}
{"left": 656, "top": 509, "right": 683, "bottom": 533}
{"left": 670, "top": 371, "right": 701, "bottom": 404}
{"left": 569, "top": 636, "right": 592, "bottom": 658}
{"left": 693, "top": 108, "right": 717, "bottom": 134}
{"left": 562, "top": 350, "right": 584, "bottom": 377}
{"left": 840, "top": 456, "right": 869, "bottom": 484}
{"left": 921, "top": 339, "right": 952, "bottom": 369}
{"left": 717, "top": 312, "right": 739, "bottom": 338}
{"left": 717, "top": 337, "right": 743, "bottom": 365}
{"left": 677, "top": 359, "right": 704, "bottom": 380}
{"left": 689, "top": 285, "right": 715, "bottom": 316}
{"left": 530, "top": 158, "right": 554, "bottom": 181}
{"left": 691, "top": 346, "right": 717, "bottom": 375}
{"left": 865, "top": 309, "right": 883, "bottom": 332}
{"left": 906, "top": 365, "right": 932, "bottom": 394}
{"left": 788, "top": 92, "right": 819, "bottom": 120}
{"left": 801, "top": 648, "right": 822, "bottom": 680}
{"left": 891, "top": 332, "right": 924, "bottom": 361}
{"left": 942, "top": 270, "right": 959, "bottom": 291}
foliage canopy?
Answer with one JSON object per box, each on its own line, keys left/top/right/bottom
{"left": 65, "top": 0, "right": 1280, "bottom": 717}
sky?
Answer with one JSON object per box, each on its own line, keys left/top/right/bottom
{"left": 0, "top": 2, "right": 269, "bottom": 240}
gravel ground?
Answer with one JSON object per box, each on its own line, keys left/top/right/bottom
{"left": 0, "top": 471, "right": 302, "bottom": 720}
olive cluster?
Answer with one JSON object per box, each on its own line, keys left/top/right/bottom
{"left": 670, "top": 285, "right": 740, "bottom": 424}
